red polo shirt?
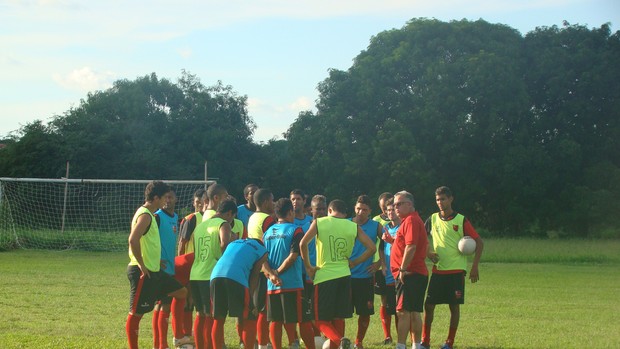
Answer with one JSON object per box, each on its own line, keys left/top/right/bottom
{"left": 390, "top": 211, "right": 429, "bottom": 280}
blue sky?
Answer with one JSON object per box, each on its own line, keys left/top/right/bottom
{"left": 1, "top": 0, "right": 618, "bottom": 142}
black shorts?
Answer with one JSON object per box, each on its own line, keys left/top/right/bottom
{"left": 267, "top": 290, "right": 304, "bottom": 323}
{"left": 395, "top": 273, "right": 428, "bottom": 313}
{"left": 374, "top": 270, "right": 387, "bottom": 295}
{"left": 425, "top": 271, "right": 466, "bottom": 305}
{"left": 190, "top": 280, "right": 211, "bottom": 314}
{"left": 127, "top": 265, "right": 184, "bottom": 314}
{"left": 254, "top": 274, "right": 268, "bottom": 313}
{"left": 303, "top": 281, "right": 314, "bottom": 322}
{"left": 383, "top": 284, "right": 396, "bottom": 315}
{"left": 210, "top": 277, "right": 255, "bottom": 320}
{"left": 314, "top": 276, "right": 353, "bottom": 321}
{"left": 351, "top": 277, "right": 375, "bottom": 315}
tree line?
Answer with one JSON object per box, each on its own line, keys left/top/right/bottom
{"left": 1, "top": 19, "right": 618, "bottom": 238}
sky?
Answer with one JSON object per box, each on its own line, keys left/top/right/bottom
{"left": 1, "top": 0, "right": 618, "bottom": 143}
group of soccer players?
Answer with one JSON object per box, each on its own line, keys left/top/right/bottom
{"left": 125, "top": 181, "right": 484, "bottom": 349}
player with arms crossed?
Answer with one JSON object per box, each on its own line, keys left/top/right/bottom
{"left": 421, "top": 186, "right": 484, "bottom": 349}
{"left": 264, "top": 198, "right": 316, "bottom": 349}
{"left": 126, "top": 181, "right": 187, "bottom": 349}
{"left": 300, "top": 199, "right": 376, "bottom": 349}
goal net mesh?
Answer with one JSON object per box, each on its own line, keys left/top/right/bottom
{"left": 0, "top": 178, "right": 211, "bottom": 251}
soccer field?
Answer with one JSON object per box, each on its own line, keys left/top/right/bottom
{"left": 1, "top": 239, "right": 619, "bottom": 348}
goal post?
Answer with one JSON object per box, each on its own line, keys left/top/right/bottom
{"left": 0, "top": 177, "right": 215, "bottom": 251}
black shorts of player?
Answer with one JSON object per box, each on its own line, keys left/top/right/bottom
{"left": 253, "top": 274, "right": 268, "bottom": 313}
{"left": 314, "top": 275, "right": 353, "bottom": 321}
{"left": 127, "top": 265, "right": 184, "bottom": 314}
{"left": 374, "top": 270, "right": 387, "bottom": 295}
{"left": 351, "top": 277, "right": 375, "bottom": 316}
{"left": 425, "top": 271, "right": 466, "bottom": 305}
{"left": 302, "top": 281, "right": 314, "bottom": 322}
{"left": 157, "top": 295, "right": 172, "bottom": 305}
{"left": 383, "top": 284, "right": 396, "bottom": 315}
{"left": 190, "top": 280, "right": 211, "bottom": 314}
{"left": 395, "top": 273, "right": 429, "bottom": 313}
{"left": 210, "top": 277, "right": 255, "bottom": 320}
{"left": 267, "top": 290, "right": 304, "bottom": 323}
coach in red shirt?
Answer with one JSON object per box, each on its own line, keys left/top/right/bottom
{"left": 390, "top": 191, "right": 429, "bottom": 349}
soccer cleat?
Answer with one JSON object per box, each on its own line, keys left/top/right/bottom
{"left": 383, "top": 337, "right": 393, "bottom": 345}
{"left": 439, "top": 343, "right": 452, "bottom": 349}
{"left": 353, "top": 344, "right": 364, "bottom": 349}
{"left": 419, "top": 343, "right": 430, "bottom": 349}
{"left": 339, "top": 337, "right": 352, "bottom": 349}
{"left": 174, "top": 336, "right": 193, "bottom": 346}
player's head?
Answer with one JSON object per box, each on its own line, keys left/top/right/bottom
{"left": 289, "top": 189, "right": 306, "bottom": 214}
{"left": 144, "top": 181, "right": 171, "bottom": 207}
{"left": 253, "top": 188, "right": 274, "bottom": 213}
{"left": 354, "top": 195, "right": 372, "bottom": 220}
{"left": 310, "top": 194, "right": 327, "bottom": 219}
{"left": 394, "top": 190, "right": 415, "bottom": 218}
{"left": 377, "top": 192, "right": 393, "bottom": 214}
{"left": 274, "top": 198, "right": 294, "bottom": 221}
{"left": 435, "top": 186, "right": 454, "bottom": 212}
{"left": 163, "top": 188, "right": 177, "bottom": 212}
{"left": 385, "top": 197, "right": 398, "bottom": 222}
{"left": 243, "top": 184, "right": 259, "bottom": 209}
{"left": 207, "top": 183, "right": 228, "bottom": 206}
{"left": 217, "top": 199, "right": 238, "bottom": 224}
{"left": 328, "top": 199, "right": 348, "bottom": 217}
{"left": 193, "top": 188, "right": 206, "bottom": 212}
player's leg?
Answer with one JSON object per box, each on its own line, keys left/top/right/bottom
{"left": 411, "top": 273, "right": 429, "bottom": 346}
{"left": 267, "top": 293, "right": 284, "bottom": 349}
{"left": 157, "top": 299, "right": 173, "bottom": 349}
{"left": 126, "top": 265, "right": 158, "bottom": 349}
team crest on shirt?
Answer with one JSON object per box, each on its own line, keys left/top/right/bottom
{"left": 453, "top": 225, "right": 459, "bottom": 231}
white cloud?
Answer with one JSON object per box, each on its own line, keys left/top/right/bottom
{"left": 52, "top": 67, "right": 114, "bottom": 93}
{"left": 289, "top": 96, "right": 313, "bottom": 112}
{"left": 178, "top": 47, "right": 193, "bottom": 59}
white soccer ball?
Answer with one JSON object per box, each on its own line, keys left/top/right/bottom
{"left": 177, "top": 344, "right": 194, "bottom": 349}
{"left": 322, "top": 339, "right": 332, "bottom": 349}
{"left": 314, "top": 336, "right": 327, "bottom": 349}
{"left": 458, "top": 236, "right": 476, "bottom": 255}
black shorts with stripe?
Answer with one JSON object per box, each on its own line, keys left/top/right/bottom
{"left": 374, "top": 269, "right": 386, "bottom": 295}
{"left": 425, "top": 271, "right": 466, "bottom": 305}
{"left": 303, "top": 281, "right": 314, "bottom": 322}
{"left": 314, "top": 275, "right": 353, "bottom": 321}
{"left": 210, "top": 277, "right": 255, "bottom": 320}
{"left": 127, "top": 265, "right": 183, "bottom": 314}
{"left": 395, "top": 273, "right": 428, "bottom": 313}
{"left": 351, "top": 277, "right": 375, "bottom": 316}
{"left": 267, "top": 290, "right": 305, "bottom": 323}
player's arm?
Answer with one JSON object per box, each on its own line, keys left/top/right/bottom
{"left": 366, "top": 223, "right": 384, "bottom": 273}
{"left": 350, "top": 226, "right": 376, "bottom": 269}
{"left": 219, "top": 222, "right": 232, "bottom": 253}
{"left": 178, "top": 216, "right": 196, "bottom": 255}
{"left": 300, "top": 220, "right": 318, "bottom": 279}
{"left": 276, "top": 228, "right": 303, "bottom": 274}
{"left": 399, "top": 221, "right": 418, "bottom": 282}
{"left": 128, "top": 213, "right": 152, "bottom": 278}
{"left": 249, "top": 253, "right": 268, "bottom": 315}
{"left": 465, "top": 218, "right": 484, "bottom": 283}
{"left": 382, "top": 225, "right": 395, "bottom": 244}
{"left": 425, "top": 216, "right": 439, "bottom": 264}
{"left": 261, "top": 257, "right": 281, "bottom": 286}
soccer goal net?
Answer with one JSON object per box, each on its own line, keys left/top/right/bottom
{"left": 0, "top": 178, "right": 214, "bottom": 251}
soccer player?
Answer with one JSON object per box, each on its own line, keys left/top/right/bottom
{"left": 152, "top": 189, "right": 179, "bottom": 349}
{"left": 173, "top": 188, "right": 207, "bottom": 347}
{"left": 379, "top": 198, "right": 400, "bottom": 344}
{"left": 349, "top": 195, "right": 383, "bottom": 349}
{"left": 390, "top": 191, "right": 429, "bottom": 349}
{"left": 210, "top": 238, "right": 281, "bottom": 349}
{"left": 126, "top": 181, "right": 187, "bottom": 349}
{"left": 189, "top": 199, "right": 235, "bottom": 349}
{"left": 264, "top": 198, "right": 316, "bottom": 349}
{"left": 237, "top": 184, "right": 258, "bottom": 227}
{"left": 202, "top": 183, "right": 229, "bottom": 221}
{"left": 300, "top": 199, "right": 376, "bottom": 349}
{"left": 372, "top": 192, "right": 394, "bottom": 344}
{"left": 291, "top": 189, "right": 312, "bottom": 227}
{"left": 247, "top": 188, "right": 277, "bottom": 348}
{"left": 421, "top": 186, "right": 484, "bottom": 349}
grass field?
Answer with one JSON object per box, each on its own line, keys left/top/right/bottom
{"left": 1, "top": 238, "right": 619, "bottom": 348}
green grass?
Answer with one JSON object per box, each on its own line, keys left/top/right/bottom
{"left": 1, "top": 239, "right": 619, "bottom": 348}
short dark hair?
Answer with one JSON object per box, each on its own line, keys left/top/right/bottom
{"left": 253, "top": 188, "right": 273, "bottom": 208}
{"left": 194, "top": 188, "right": 206, "bottom": 199}
{"left": 311, "top": 194, "right": 326, "bottom": 205}
{"left": 207, "top": 183, "right": 227, "bottom": 201}
{"left": 378, "top": 192, "right": 393, "bottom": 203}
{"left": 356, "top": 194, "right": 372, "bottom": 206}
{"left": 435, "top": 186, "right": 453, "bottom": 198}
{"left": 274, "top": 198, "right": 294, "bottom": 219}
{"left": 290, "top": 189, "right": 305, "bottom": 198}
{"left": 243, "top": 184, "right": 258, "bottom": 196}
{"left": 385, "top": 197, "right": 394, "bottom": 207}
{"left": 328, "top": 199, "right": 347, "bottom": 214}
{"left": 144, "top": 181, "right": 171, "bottom": 201}
{"left": 217, "top": 199, "right": 238, "bottom": 215}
